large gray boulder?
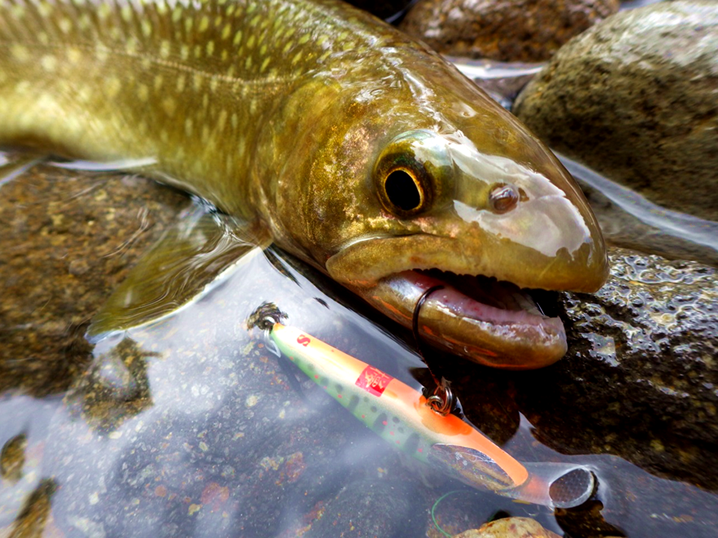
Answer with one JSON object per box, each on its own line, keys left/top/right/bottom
{"left": 514, "top": 1, "right": 718, "bottom": 221}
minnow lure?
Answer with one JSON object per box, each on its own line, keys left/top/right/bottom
{"left": 0, "top": 0, "right": 608, "bottom": 369}
{"left": 251, "top": 305, "right": 596, "bottom": 508}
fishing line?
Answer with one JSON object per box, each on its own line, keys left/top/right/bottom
{"left": 430, "top": 490, "right": 463, "bottom": 537}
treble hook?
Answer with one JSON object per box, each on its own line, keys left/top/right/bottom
{"left": 412, "top": 285, "right": 454, "bottom": 416}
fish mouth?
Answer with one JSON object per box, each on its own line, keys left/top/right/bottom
{"left": 326, "top": 236, "right": 574, "bottom": 369}
{"left": 365, "top": 269, "right": 566, "bottom": 369}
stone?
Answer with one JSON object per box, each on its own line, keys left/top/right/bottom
{"left": 517, "top": 248, "right": 718, "bottom": 488}
{"left": 514, "top": 1, "right": 718, "bottom": 221}
{"left": 400, "top": 0, "right": 619, "bottom": 62}
{"left": 454, "top": 517, "right": 561, "bottom": 538}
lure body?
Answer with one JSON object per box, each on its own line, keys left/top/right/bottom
{"left": 267, "top": 322, "right": 597, "bottom": 507}
{"left": 269, "top": 323, "right": 528, "bottom": 490}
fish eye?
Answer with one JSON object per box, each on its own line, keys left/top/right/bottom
{"left": 374, "top": 130, "right": 452, "bottom": 218}
{"left": 489, "top": 184, "right": 519, "bottom": 213}
{"left": 383, "top": 167, "right": 424, "bottom": 214}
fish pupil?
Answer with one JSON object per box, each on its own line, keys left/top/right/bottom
{"left": 385, "top": 169, "right": 421, "bottom": 212}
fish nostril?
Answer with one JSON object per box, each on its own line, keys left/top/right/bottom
{"left": 489, "top": 184, "right": 519, "bottom": 213}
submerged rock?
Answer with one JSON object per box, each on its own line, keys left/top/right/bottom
{"left": 0, "top": 160, "right": 191, "bottom": 396}
{"left": 454, "top": 517, "right": 561, "bottom": 538}
{"left": 400, "top": 0, "right": 618, "bottom": 62}
{"left": 514, "top": 1, "right": 718, "bottom": 221}
{"left": 517, "top": 248, "right": 718, "bottom": 489}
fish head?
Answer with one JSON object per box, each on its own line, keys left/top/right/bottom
{"left": 269, "top": 63, "right": 608, "bottom": 369}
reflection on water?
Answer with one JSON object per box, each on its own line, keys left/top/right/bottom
{"left": 0, "top": 161, "right": 717, "bottom": 537}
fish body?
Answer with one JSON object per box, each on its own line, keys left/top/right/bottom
{"left": 0, "top": 0, "right": 608, "bottom": 368}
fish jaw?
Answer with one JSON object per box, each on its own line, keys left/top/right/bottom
{"left": 327, "top": 235, "right": 577, "bottom": 369}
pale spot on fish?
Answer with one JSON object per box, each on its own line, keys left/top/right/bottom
{"left": 180, "top": 44, "right": 190, "bottom": 60}
{"left": 247, "top": 35, "right": 256, "bottom": 49}
{"left": 260, "top": 56, "right": 270, "bottom": 73}
{"left": 221, "top": 49, "right": 229, "bottom": 61}
{"left": 37, "top": 32, "right": 49, "bottom": 46}
{"left": 37, "top": 3, "right": 51, "bottom": 17}
{"left": 98, "top": 3, "right": 111, "bottom": 20}
{"left": 231, "top": 113, "right": 239, "bottom": 129}
{"left": 67, "top": 48, "right": 82, "bottom": 64}
{"left": 198, "top": 15, "right": 209, "bottom": 32}
{"left": 176, "top": 74, "right": 186, "bottom": 92}
{"left": 194, "top": 44, "right": 202, "bottom": 59}
{"left": 141, "top": 57, "right": 152, "bottom": 70}
{"left": 201, "top": 124, "right": 210, "bottom": 143}
{"left": 221, "top": 24, "right": 232, "bottom": 41}
{"left": 292, "top": 51, "right": 303, "bottom": 65}
{"left": 160, "top": 129, "right": 169, "bottom": 143}
{"left": 77, "top": 86, "right": 92, "bottom": 103}
{"left": 161, "top": 96, "right": 177, "bottom": 116}
{"left": 11, "top": 44, "right": 30, "bottom": 62}
{"left": 153, "top": 75, "right": 164, "bottom": 91}
{"left": 206, "top": 40, "right": 215, "bottom": 56}
{"left": 245, "top": 56, "right": 252, "bottom": 70}
{"left": 184, "top": 118, "right": 193, "bottom": 136}
{"left": 233, "top": 31, "right": 243, "bottom": 46}
{"left": 160, "top": 41, "right": 171, "bottom": 59}
{"left": 121, "top": 5, "right": 132, "bottom": 23}
{"left": 171, "top": 7, "right": 182, "bottom": 23}
{"left": 209, "top": 77, "right": 219, "bottom": 93}
{"left": 126, "top": 38, "right": 139, "bottom": 55}
{"left": 138, "top": 84, "right": 149, "bottom": 102}
{"left": 218, "top": 109, "right": 228, "bottom": 130}
{"left": 40, "top": 55, "right": 57, "bottom": 72}
{"left": 192, "top": 73, "right": 203, "bottom": 91}
{"left": 78, "top": 13, "right": 92, "bottom": 31}
{"left": 10, "top": 5, "right": 24, "bottom": 20}
{"left": 141, "top": 20, "right": 152, "bottom": 38}
{"left": 105, "top": 77, "right": 122, "bottom": 99}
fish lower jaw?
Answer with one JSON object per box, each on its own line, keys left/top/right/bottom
{"left": 351, "top": 269, "right": 568, "bottom": 369}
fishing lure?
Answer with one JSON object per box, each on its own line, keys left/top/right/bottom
{"left": 249, "top": 304, "right": 596, "bottom": 509}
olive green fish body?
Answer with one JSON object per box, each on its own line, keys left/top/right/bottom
{"left": 0, "top": 0, "right": 609, "bottom": 368}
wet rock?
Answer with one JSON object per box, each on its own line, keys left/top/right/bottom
{"left": 514, "top": 1, "right": 718, "bottom": 221}
{"left": 454, "top": 517, "right": 560, "bottom": 538}
{"left": 515, "top": 248, "right": 718, "bottom": 489}
{"left": 0, "top": 161, "right": 191, "bottom": 396}
{"left": 400, "top": 0, "right": 618, "bottom": 62}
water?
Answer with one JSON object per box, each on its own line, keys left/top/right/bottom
{"left": 0, "top": 160, "right": 717, "bottom": 537}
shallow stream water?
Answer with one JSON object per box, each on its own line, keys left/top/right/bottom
{"left": 0, "top": 159, "right": 717, "bottom": 537}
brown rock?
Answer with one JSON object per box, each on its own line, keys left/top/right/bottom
{"left": 400, "top": 0, "right": 619, "bottom": 62}
{"left": 454, "top": 517, "right": 560, "bottom": 538}
{"left": 513, "top": 1, "right": 718, "bottom": 221}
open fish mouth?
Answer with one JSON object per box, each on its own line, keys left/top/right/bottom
{"left": 362, "top": 269, "right": 566, "bottom": 369}
{"left": 324, "top": 232, "right": 599, "bottom": 369}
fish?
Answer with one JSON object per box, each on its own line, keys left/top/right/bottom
{"left": 0, "top": 0, "right": 608, "bottom": 369}
{"left": 250, "top": 304, "right": 596, "bottom": 509}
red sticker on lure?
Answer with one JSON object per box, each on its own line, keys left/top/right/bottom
{"left": 355, "top": 366, "right": 393, "bottom": 397}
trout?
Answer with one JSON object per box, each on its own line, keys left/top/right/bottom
{"left": 0, "top": 0, "right": 608, "bottom": 368}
